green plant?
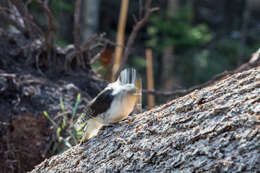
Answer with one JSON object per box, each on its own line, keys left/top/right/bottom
{"left": 43, "top": 93, "right": 84, "bottom": 153}
{"left": 146, "top": 5, "right": 212, "bottom": 53}
{"left": 145, "top": 5, "right": 213, "bottom": 88}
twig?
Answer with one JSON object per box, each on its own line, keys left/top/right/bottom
{"left": 81, "top": 34, "right": 99, "bottom": 53}
{"left": 82, "top": 34, "right": 100, "bottom": 66}
{"left": 96, "top": 36, "right": 124, "bottom": 48}
{"left": 35, "top": 0, "right": 56, "bottom": 69}
{"left": 0, "top": 73, "right": 16, "bottom": 78}
{"left": 39, "top": 0, "right": 56, "bottom": 51}
{"left": 143, "top": 71, "right": 231, "bottom": 97}
{"left": 82, "top": 34, "right": 124, "bottom": 65}
{"left": 90, "top": 41, "right": 110, "bottom": 65}
{"left": 90, "top": 52, "right": 101, "bottom": 65}
{"left": 115, "top": 0, "right": 153, "bottom": 78}
{"left": 132, "top": 14, "right": 138, "bottom": 24}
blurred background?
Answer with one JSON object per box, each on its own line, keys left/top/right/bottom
{"left": 28, "top": 0, "right": 260, "bottom": 104}
{"left": 2, "top": 0, "right": 260, "bottom": 104}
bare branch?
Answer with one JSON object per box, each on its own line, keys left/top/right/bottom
{"left": 96, "top": 37, "right": 124, "bottom": 48}
{"left": 143, "top": 71, "right": 231, "bottom": 97}
{"left": 0, "top": 6, "right": 43, "bottom": 36}
{"left": 34, "top": 0, "right": 57, "bottom": 68}
{"left": 73, "top": 0, "right": 87, "bottom": 68}
{"left": 90, "top": 52, "right": 101, "bottom": 65}
{"left": 132, "top": 14, "right": 138, "bottom": 24}
{"left": 115, "top": 0, "right": 153, "bottom": 78}
{"left": 143, "top": 48, "right": 260, "bottom": 97}
{"left": 81, "top": 34, "right": 98, "bottom": 53}
{"left": 40, "top": 0, "right": 56, "bottom": 50}
{"left": 65, "top": 34, "right": 99, "bottom": 71}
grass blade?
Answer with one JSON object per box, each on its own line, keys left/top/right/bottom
{"left": 60, "top": 96, "right": 65, "bottom": 113}
{"left": 43, "top": 111, "right": 58, "bottom": 128}
{"left": 72, "top": 93, "right": 81, "bottom": 118}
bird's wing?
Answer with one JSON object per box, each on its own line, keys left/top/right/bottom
{"left": 87, "top": 88, "right": 114, "bottom": 117}
{"left": 75, "top": 88, "right": 114, "bottom": 131}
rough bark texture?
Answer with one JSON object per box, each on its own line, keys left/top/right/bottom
{"left": 31, "top": 67, "right": 260, "bottom": 172}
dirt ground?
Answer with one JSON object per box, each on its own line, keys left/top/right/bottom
{"left": 0, "top": 30, "right": 107, "bottom": 172}
{"left": 0, "top": 114, "right": 50, "bottom": 172}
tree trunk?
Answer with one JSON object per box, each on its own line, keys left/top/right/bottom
{"left": 161, "top": 0, "right": 179, "bottom": 91}
{"left": 80, "top": 0, "right": 100, "bottom": 43}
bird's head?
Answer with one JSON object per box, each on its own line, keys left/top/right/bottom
{"left": 107, "top": 80, "right": 137, "bottom": 96}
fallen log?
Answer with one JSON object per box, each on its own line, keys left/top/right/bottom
{"left": 31, "top": 66, "right": 260, "bottom": 172}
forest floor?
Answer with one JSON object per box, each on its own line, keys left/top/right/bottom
{"left": 0, "top": 30, "right": 106, "bottom": 173}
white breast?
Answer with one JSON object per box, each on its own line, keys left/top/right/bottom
{"left": 105, "top": 93, "right": 136, "bottom": 123}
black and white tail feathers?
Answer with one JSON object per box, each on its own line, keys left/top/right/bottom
{"left": 118, "top": 68, "right": 137, "bottom": 85}
{"left": 75, "top": 68, "right": 142, "bottom": 139}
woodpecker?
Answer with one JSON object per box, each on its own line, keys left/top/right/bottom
{"left": 77, "top": 68, "right": 139, "bottom": 145}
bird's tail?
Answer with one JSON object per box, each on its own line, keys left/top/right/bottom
{"left": 118, "top": 68, "right": 142, "bottom": 112}
{"left": 117, "top": 68, "right": 137, "bottom": 85}
{"left": 75, "top": 106, "right": 95, "bottom": 131}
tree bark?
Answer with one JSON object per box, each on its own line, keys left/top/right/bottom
{"left": 161, "top": 0, "right": 179, "bottom": 91}
{"left": 81, "top": 0, "right": 100, "bottom": 43}
{"left": 31, "top": 66, "right": 260, "bottom": 172}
